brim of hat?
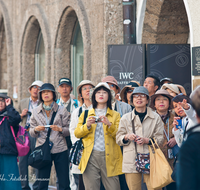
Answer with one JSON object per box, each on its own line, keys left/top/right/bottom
{"left": 120, "top": 86, "right": 135, "bottom": 102}
{"left": 175, "top": 84, "right": 187, "bottom": 95}
{"left": 58, "top": 82, "right": 71, "bottom": 86}
{"left": 38, "top": 89, "right": 57, "bottom": 102}
{"left": 103, "top": 80, "right": 121, "bottom": 92}
{"left": 0, "top": 94, "right": 9, "bottom": 99}
{"left": 149, "top": 94, "right": 174, "bottom": 110}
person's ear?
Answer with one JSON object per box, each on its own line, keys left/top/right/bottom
{"left": 154, "top": 85, "right": 159, "bottom": 92}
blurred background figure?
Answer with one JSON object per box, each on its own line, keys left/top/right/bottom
{"left": 161, "top": 84, "right": 186, "bottom": 97}
{"left": 160, "top": 77, "right": 173, "bottom": 86}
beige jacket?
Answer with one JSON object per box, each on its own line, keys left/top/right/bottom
{"left": 29, "top": 102, "right": 70, "bottom": 154}
{"left": 116, "top": 107, "right": 164, "bottom": 173}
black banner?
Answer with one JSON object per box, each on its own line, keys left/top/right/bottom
{"left": 108, "top": 44, "right": 145, "bottom": 90}
{"left": 147, "top": 44, "right": 191, "bottom": 95}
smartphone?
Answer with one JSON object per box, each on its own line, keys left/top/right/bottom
{"left": 176, "top": 119, "right": 182, "bottom": 129}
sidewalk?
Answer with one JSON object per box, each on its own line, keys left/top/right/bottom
{"left": 30, "top": 182, "right": 57, "bottom": 190}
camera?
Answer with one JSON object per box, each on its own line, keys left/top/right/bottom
{"left": 24, "top": 123, "right": 30, "bottom": 130}
{"left": 93, "top": 116, "right": 102, "bottom": 123}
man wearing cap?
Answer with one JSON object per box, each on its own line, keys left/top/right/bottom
{"left": 102, "top": 76, "right": 131, "bottom": 190}
{"left": 143, "top": 74, "right": 160, "bottom": 97}
{"left": 57, "top": 78, "right": 79, "bottom": 114}
{"left": 69, "top": 80, "right": 94, "bottom": 190}
{"left": 160, "top": 77, "right": 173, "bottom": 86}
{"left": 18, "top": 80, "right": 43, "bottom": 190}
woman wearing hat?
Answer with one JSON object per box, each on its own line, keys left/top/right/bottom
{"left": 0, "top": 95, "right": 22, "bottom": 189}
{"left": 29, "top": 83, "right": 71, "bottom": 190}
{"left": 150, "top": 89, "right": 177, "bottom": 190}
{"left": 120, "top": 81, "right": 140, "bottom": 110}
{"left": 74, "top": 82, "right": 123, "bottom": 190}
{"left": 161, "top": 83, "right": 187, "bottom": 97}
{"left": 69, "top": 80, "right": 94, "bottom": 190}
{"left": 116, "top": 86, "right": 164, "bottom": 190}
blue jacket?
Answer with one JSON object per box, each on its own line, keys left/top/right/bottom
{"left": 0, "top": 105, "right": 21, "bottom": 156}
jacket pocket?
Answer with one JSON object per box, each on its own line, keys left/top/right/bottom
{"left": 123, "top": 146, "right": 135, "bottom": 164}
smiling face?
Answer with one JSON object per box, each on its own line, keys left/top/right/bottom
{"left": 173, "top": 101, "right": 186, "bottom": 117}
{"left": 154, "top": 95, "right": 170, "bottom": 113}
{"left": 132, "top": 93, "right": 148, "bottom": 109}
{"left": 41, "top": 90, "right": 54, "bottom": 104}
{"left": 95, "top": 89, "right": 109, "bottom": 104}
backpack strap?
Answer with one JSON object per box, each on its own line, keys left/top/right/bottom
{"left": 74, "top": 99, "right": 78, "bottom": 108}
{"left": 78, "top": 107, "right": 83, "bottom": 117}
{"left": 83, "top": 110, "right": 89, "bottom": 125}
{"left": 184, "top": 123, "right": 200, "bottom": 138}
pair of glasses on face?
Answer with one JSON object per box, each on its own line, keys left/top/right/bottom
{"left": 109, "top": 84, "right": 115, "bottom": 88}
{"left": 82, "top": 86, "right": 93, "bottom": 91}
{"left": 0, "top": 99, "right": 5, "bottom": 103}
{"left": 126, "top": 89, "right": 133, "bottom": 93}
{"left": 133, "top": 94, "right": 146, "bottom": 98}
{"left": 32, "top": 86, "right": 40, "bottom": 90}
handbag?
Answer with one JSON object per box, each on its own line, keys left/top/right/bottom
{"left": 0, "top": 116, "right": 30, "bottom": 157}
{"left": 10, "top": 125, "right": 30, "bottom": 157}
{"left": 28, "top": 110, "right": 57, "bottom": 169}
{"left": 131, "top": 115, "right": 150, "bottom": 174}
{"left": 149, "top": 138, "right": 174, "bottom": 189}
{"left": 69, "top": 109, "right": 88, "bottom": 167}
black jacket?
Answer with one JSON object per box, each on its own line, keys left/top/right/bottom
{"left": 0, "top": 104, "right": 21, "bottom": 156}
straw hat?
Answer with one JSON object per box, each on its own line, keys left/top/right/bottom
{"left": 149, "top": 89, "right": 174, "bottom": 110}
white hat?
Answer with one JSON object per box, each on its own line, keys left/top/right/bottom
{"left": 28, "top": 80, "right": 44, "bottom": 91}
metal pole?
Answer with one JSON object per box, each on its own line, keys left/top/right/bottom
{"left": 122, "top": 0, "right": 136, "bottom": 44}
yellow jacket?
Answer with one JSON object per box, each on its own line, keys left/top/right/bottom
{"left": 74, "top": 107, "right": 123, "bottom": 177}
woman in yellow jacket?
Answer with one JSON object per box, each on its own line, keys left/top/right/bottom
{"left": 74, "top": 82, "right": 123, "bottom": 190}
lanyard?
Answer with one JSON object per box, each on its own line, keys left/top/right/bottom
{"left": 163, "top": 118, "right": 170, "bottom": 141}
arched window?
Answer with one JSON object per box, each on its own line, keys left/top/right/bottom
{"left": 71, "top": 21, "right": 83, "bottom": 98}
{"left": 35, "top": 30, "right": 45, "bottom": 81}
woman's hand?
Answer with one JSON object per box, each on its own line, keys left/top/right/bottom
{"left": 50, "top": 125, "right": 62, "bottom": 132}
{"left": 86, "top": 116, "right": 96, "bottom": 129}
{"left": 173, "top": 117, "right": 180, "bottom": 131}
{"left": 136, "top": 136, "right": 149, "bottom": 145}
{"left": 34, "top": 126, "right": 45, "bottom": 133}
{"left": 178, "top": 99, "right": 190, "bottom": 110}
{"left": 124, "top": 133, "right": 137, "bottom": 141}
{"left": 99, "top": 116, "right": 112, "bottom": 126}
{"left": 167, "top": 137, "right": 177, "bottom": 148}
{"left": 5, "top": 98, "right": 11, "bottom": 106}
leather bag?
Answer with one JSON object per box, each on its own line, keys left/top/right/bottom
{"left": 28, "top": 111, "right": 57, "bottom": 169}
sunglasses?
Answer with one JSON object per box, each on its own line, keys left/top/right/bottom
{"left": 126, "top": 89, "right": 133, "bottom": 93}
{"left": 133, "top": 94, "right": 146, "bottom": 98}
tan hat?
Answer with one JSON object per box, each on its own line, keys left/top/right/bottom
{"left": 120, "top": 81, "right": 141, "bottom": 102}
{"left": 89, "top": 82, "right": 115, "bottom": 103}
{"left": 149, "top": 89, "right": 174, "bottom": 110}
{"left": 161, "top": 83, "right": 179, "bottom": 95}
{"left": 77, "top": 80, "right": 95, "bottom": 105}
{"left": 101, "top": 76, "right": 121, "bottom": 92}
{"left": 161, "top": 83, "right": 187, "bottom": 96}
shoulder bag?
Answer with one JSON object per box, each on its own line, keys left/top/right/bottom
{"left": 69, "top": 109, "right": 88, "bottom": 167}
{"left": 28, "top": 110, "right": 57, "bottom": 169}
{"left": 132, "top": 115, "right": 150, "bottom": 174}
{"left": 149, "top": 138, "right": 174, "bottom": 189}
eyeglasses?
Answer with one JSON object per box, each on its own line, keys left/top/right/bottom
{"left": 126, "top": 89, "right": 133, "bottom": 93}
{"left": 133, "top": 94, "right": 146, "bottom": 98}
{"left": 32, "top": 86, "right": 40, "bottom": 90}
{"left": 0, "top": 99, "right": 5, "bottom": 102}
{"left": 82, "top": 86, "right": 93, "bottom": 91}
{"left": 109, "top": 84, "right": 115, "bottom": 88}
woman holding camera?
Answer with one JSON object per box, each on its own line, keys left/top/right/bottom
{"left": 74, "top": 82, "right": 123, "bottom": 190}
{"left": 0, "top": 94, "right": 22, "bottom": 189}
{"left": 29, "top": 83, "right": 71, "bottom": 190}
{"left": 116, "top": 86, "right": 164, "bottom": 190}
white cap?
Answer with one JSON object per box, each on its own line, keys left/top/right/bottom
{"left": 28, "top": 80, "right": 44, "bottom": 91}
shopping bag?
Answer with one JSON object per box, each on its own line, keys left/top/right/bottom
{"left": 149, "top": 138, "right": 174, "bottom": 189}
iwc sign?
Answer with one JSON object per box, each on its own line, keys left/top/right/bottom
{"left": 108, "top": 45, "right": 145, "bottom": 90}
{"left": 192, "top": 46, "right": 200, "bottom": 76}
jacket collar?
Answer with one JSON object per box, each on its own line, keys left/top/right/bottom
{"left": 90, "top": 107, "right": 113, "bottom": 117}
{"left": 132, "top": 107, "right": 154, "bottom": 120}
{"left": 37, "top": 101, "right": 58, "bottom": 114}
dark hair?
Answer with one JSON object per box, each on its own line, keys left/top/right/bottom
{"left": 39, "top": 91, "right": 57, "bottom": 103}
{"left": 172, "top": 94, "right": 191, "bottom": 104}
{"left": 92, "top": 86, "right": 112, "bottom": 109}
{"left": 191, "top": 86, "right": 200, "bottom": 117}
{"left": 146, "top": 74, "right": 160, "bottom": 90}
